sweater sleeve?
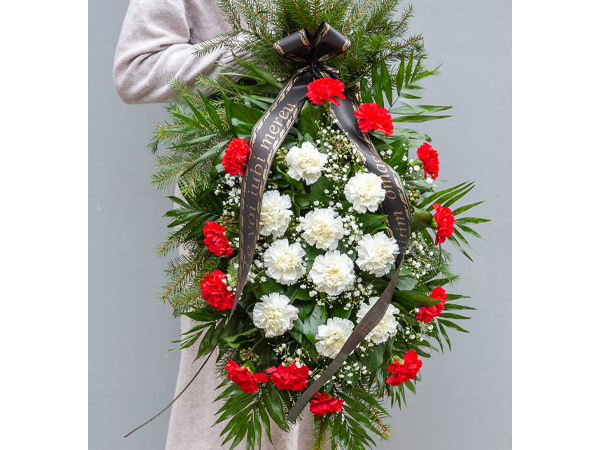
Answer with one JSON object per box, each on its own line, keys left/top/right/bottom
{"left": 113, "top": 0, "right": 243, "bottom": 104}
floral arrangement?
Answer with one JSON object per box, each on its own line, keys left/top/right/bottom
{"left": 144, "top": 1, "right": 488, "bottom": 448}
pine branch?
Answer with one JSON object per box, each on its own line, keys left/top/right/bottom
{"left": 310, "top": 416, "right": 330, "bottom": 450}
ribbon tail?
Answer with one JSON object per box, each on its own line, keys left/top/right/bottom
{"left": 287, "top": 265, "right": 402, "bottom": 422}
{"left": 124, "top": 343, "right": 220, "bottom": 438}
{"left": 230, "top": 69, "right": 312, "bottom": 320}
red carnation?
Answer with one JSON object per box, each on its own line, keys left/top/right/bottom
{"left": 306, "top": 77, "right": 345, "bottom": 107}
{"left": 415, "top": 287, "right": 447, "bottom": 322}
{"left": 267, "top": 361, "right": 310, "bottom": 391}
{"left": 309, "top": 392, "right": 344, "bottom": 417}
{"left": 432, "top": 203, "right": 455, "bottom": 245}
{"left": 224, "top": 360, "right": 268, "bottom": 393}
{"left": 416, "top": 142, "right": 439, "bottom": 179}
{"left": 222, "top": 138, "right": 251, "bottom": 176}
{"left": 203, "top": 221, "right": 233, "bottom": 257}
{"left": 354, "top": 103, "right": 394, "bottom": 136}
{"left": 386, "top": 349, "right": 422, "bottom": 386}
{"left": 200, "top": 270, "right": 234, "bottom": 311}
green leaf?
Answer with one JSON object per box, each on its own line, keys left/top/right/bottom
{"left": 183, "top": 96, "right": 212, "bottom": 129}
{"left": 437, "top": 322, "right": 452, "bottom": 350}
{"left": 439, "top": 312, "right": 470, "bottom": 320}
{"left": 229, "top": 102, "right": 263, "bottom": 140}
{"left": 308, "top": 175, "right": 335, "bottom": 206}
{"left": 442, "top": 184, "right": 475, "bottom": 209}
{"left": 446, "top": 294, "right": 472, "bottom": 301}
{"left": 447, "top": 235, "right": 474, "bottom": 262}
{"left": 197, "top": 90, "right": 225, "bottom": 137}
{"left": 444, "top": 303, "right": 476, "bottom": 311}
{"left": 297, "top": 103, "right": 325, "bottom": 138}
{"left": 222, "top": 328, "right": 259, "bottom": 348}
{"left": 168, "top": 133, "right": 217, "bottom": 150}
{"left": 393, "top": 115, "right": 451, "bottom": 123}
{"left": 253, "top": 409, "right": 262, "bottom": 450}
{"left": 389, "top": 104, "right": 453, "bottom": 115}
{"left": 393, "top": 128, "right": 431, "bottom": 142}
{"left": 264, "top": 383, "right": 288, "bottom": 430}
{"left": 286, "top": 283, "right": 313, "bottom": 301}
{"left": 393, "top": 290, "right": 441, "bottom": 309}
{"left": 396, "top": 273, "right": 418, "bottom": 291}
{"left": 229, "top": 423, "right": 248, "bottom": 450}
{"left": 258, "top": 400, "right": 273, "bottom": 445}
{"left": 400, "top": 92, "right": 422, "bottom": 99}
{"left": 411, "top": 207, "right": 433, "bottom": 231}
{"left": 404, "top": 379, "right": 417, "bottom": 395}
{"left": 425, "top": 277, "right": 451, "bottom": 290}
{"left": 452, "top": 227, "right": 476, "bottom": 251}
{"left": 252, "top": 278, "right": 285, "bottom": 297}
{"left": 246, "top": 410, "right": 256, "bottom": 450}
{"left": 360, "top": 80, "right": 373, "bottom": 104}
{"left": 171, "top": 112, "right": 206, "bottom": 130}
{"left": 404, "top": 51, "right": 414, "bottom": 87}
{"left": 452, "top": 201, "right": 485, "bottom": 216}
{"left": 183, "top": 305, "right": 225, "bottom": 322}
{"left": 380, "top": 59, "right": 393, "bottom": 105}
{"left": 385, "top": 136, "right": 410, "bottom": 172}
{"left": 396, "top": 54, "right": 405, "bottom": 96}
{"left": 410, "top": 56, "right": 422, "bottom": 84}
{"left": 295, "top": 302, "right": 315, "bottom": 321}
{"left": 455, "top": 217, "right": 491, "bottom": 224}
{"left": 214, "top": 383, "right": 243, "bottom": 402}
{"left": 164, "top": 195, "right": 190, "bottom": 209}
{"left": 418, "top": 181, "right": 469, "bottom": 209}
{"left": 233, "top": 53, "right": 282, "bottom": 89}
{"left": 355, "top": 213, "right": 388, "bottom": 234}
{"left": 412, "top": 66, "right": 441, "bottom": 82}
{"left": 293, "top": 304, "right": 327, "bottom": 344}
{"left": 438, "top": 319, "right": 470, "bottom": 333}
{"left": 220, "top": 409, "right": 251, "bottom": 444}
{"left": 425, "top": 182, "right": 474, "bottom": 212}
{"left": 332, "top": 412, "right": 343, "bottom": 447}
{"left": 371, "top": 65, "right": 384, "bottom": 106}
{"left": 456, "top": 223, "right": 486, "bottom": 240}
{"left": 214, "top": 393, "right": 256, "bottom": 423}
{"left": 361, "top": 343, "right": 385, "bottom": 372}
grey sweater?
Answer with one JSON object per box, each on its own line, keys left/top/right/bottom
{"left": 113, "top": 0, "right": 244, "bottom": 104}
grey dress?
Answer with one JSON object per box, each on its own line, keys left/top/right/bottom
{"left": 114, "top": 1, "right": 313, "bottom": 448}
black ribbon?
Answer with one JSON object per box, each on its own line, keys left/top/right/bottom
{"left": 233, "top": 22, "right": 412, "bottom": 422}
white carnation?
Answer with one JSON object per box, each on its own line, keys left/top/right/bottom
{"left": 263, "top": 239, "right": 306, "bottom": 285}
{"left": 298, "top": 208, "right": 345, "bottom": 250}
{"left": 315, "top": 317, "right": 355, "bottom": 358}
{"left": 356, "top": 232, "right": 400, "bottom": 276}
{"left": 343, "top": 172, "right": 386, "bottom": 213}
{"left": 356, "top": 297, "right": 400, "bottom": 344}
{"left": 252, "top": 293, "right": 299, "bottom": 338}
{"left": 285, "top": 141, "right": 328, "bottom": 185}
{"left": 260, "top": 190, "right": 292, "bottom": 238}
{"left": 309, "top": 250, "right": 355, "bottom": 296}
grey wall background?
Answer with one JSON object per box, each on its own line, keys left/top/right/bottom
{"left": 89, "top": 1, "right": 511, "bottom": 449}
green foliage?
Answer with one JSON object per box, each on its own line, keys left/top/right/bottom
{"left": 192, "top": 0, "right": 426, "bottom": 88}
{"left": 145, "top": 2, "right": 491, "bottom": 449}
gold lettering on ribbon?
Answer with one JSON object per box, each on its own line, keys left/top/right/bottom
{"left": 379, "top": 173, "right": 397, "bottom": 200}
